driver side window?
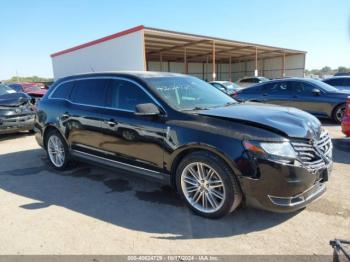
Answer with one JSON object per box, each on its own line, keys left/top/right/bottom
{"left": 292, "top": 82, "right": 316, "bottom": 95}
{"left": 107, "top": 79, "right": 153, "bottom": 111}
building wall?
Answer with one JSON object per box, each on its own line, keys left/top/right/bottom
{"left": 51, "top": 31, "right": 145, "bottom": 80}
{"left": 148, "top": 53, "right": 305, "bottom": 81}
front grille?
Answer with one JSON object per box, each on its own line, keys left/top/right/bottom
{"left": 291, "top": 131, "right": 332, "bottom": 172}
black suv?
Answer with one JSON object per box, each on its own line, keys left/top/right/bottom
{"left": 35, "top": 72, "right": 333, "bottom": 218}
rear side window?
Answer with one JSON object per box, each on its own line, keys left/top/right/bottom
{"left": 107, "top": 79, "right": 153, "bottom": 111}
{"left": 51, "top": 81, "right": 74, "bottom": 99}
{"left": 70, "top": 79, "right": 109, "bottom": 106}
{"left": 265, "top": 82, "right": 292, "bottom": 94}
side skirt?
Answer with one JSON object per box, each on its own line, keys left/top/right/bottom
{"left": 71, "top": 149, "right": 171, "bottom": 184}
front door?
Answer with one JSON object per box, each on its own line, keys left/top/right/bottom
{"left": 290, "top": 81, "right": 329, "bottom": 117}
{"left": 99, "top": 78, "right": 166, "bottom": 172}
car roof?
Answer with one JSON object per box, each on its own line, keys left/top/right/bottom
{"left": 324, "top": 76, "right": 350, "bottom": 79}
{"left": 210, "top": 81, "right": 231, "bottom": 84}
{"left": 58, "top": 71, "right": 186, "bottom": 81}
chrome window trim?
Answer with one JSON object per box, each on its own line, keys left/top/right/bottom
{"left": 48, "top": 76, "right": 167, "bottom": 115}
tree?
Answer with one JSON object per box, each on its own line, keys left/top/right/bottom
{"left": 320, "top": 66, "right": 332, "bottom": 75}
{"left": 5, "top": 76, "right": 53, "bottom": 83}
{"left": 337, "top": 66, "right": 348, "bottom": 73}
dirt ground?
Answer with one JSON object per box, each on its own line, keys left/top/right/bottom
{"left": 0, "top": 123, "right": 349, "bottom": 255}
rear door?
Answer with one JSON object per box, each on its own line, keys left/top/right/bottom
{"left": 98, "top": 78, "right": 166, "bottom": 172}
{"left": 66, "top": 78, "right": 110, "bottom": 152}
{"left": 263, "top": 81, "right": 295, "bottom": 106}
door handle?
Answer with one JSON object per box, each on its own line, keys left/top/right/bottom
{"left": 105, "top": 119, "right": 117, "bottom": 127}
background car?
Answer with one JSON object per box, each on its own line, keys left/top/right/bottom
{"left": 236, "top": 78, "right": 350, "bottom": 123}
{"left": 209, "top": 81, "right": 242, "bottom": 96}
{"left": 341, "top": 96, "right": 350, "bottom": 137}
{"left": 323, "top": 76, "right": 350, "bottom": 91}
{"left": 0, "top": 83, "right": 35, "bottom": 134}
{"left": 8, "top": 82, "right": 48, "bottom": 104}
{"left": 237, "top": 76, "right": 269, "bottom": 88}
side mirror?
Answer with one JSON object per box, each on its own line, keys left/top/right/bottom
{"left": 312, "top": 88, "right": 321, "bottom": 96}
{"left": 135, "top": 103, "right": 161, "bottom": 116}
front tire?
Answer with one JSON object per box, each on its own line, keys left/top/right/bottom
{"left": 45, "top": 129, "right": 71, "bottom": 170}
{"left": 176, "top": 151, "right": 242, "bottom": 218}
{"left": 332, "top": 103, "right": 346, "bottom": 124}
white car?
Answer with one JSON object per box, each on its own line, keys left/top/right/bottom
{"left": 237, "top": 77, "right": 269, "bottom": 88}
{"left": 209, "top": 81, "right": 242, "bottom": 96}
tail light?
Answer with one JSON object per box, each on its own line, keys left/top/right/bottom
{"left": 346, "top": 96, "right": 350, "bottom": 117}
{"left": 232, "top": 91, "right": 238, "bottom": 97}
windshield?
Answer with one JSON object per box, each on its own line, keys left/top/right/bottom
{"left": 0, "top": 84, "right": 16, "bottom": 96}
{"left": 309, "top": 79, "right": 339, "bottom": 92}
{"left": 145, "top": 76, "right": 236, "bottom": 111}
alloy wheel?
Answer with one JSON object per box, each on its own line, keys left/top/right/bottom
{"left": 336, "top": 106, "right": 346, "bottom": 122}
{"left": 181, "top": 162, "right": 225, "bottom": 213}
{"left": 47, "top": 135, "right": 65, "bottom": 167}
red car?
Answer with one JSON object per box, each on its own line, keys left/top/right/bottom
{"left": 8, "top": 82, "right": 48, "bottom": 97}
{"left": 341, "top": 96, "right": 350, "bottom": 136}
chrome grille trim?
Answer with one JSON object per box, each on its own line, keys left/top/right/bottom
{"left": 291, "top": 131, "right": 332, "bottom": 172}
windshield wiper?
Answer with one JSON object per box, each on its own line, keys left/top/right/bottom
{"left": 224, "top": 102, "right": 236, "bottom": 106}
{"left": 182, "top": 106, "right": 209, "bottom": 111}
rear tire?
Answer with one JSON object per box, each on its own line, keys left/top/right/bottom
{"left": 45, "top": 129, "right": 71, "bottom": 170}
{"left": 175, "top": 151, "right": 242, "bottom": 218}
{"left": 332, "top": 103, "right": 346, "bottom": 124}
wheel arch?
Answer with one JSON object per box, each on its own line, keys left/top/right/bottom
{"left": 169, "top": 144, "right": 241, "bottom": 188}
{"left": 42, "top": 124, "right": 68, "bottom": 149}
{"left": 331, "top": 102, "right": 346, "bottom": 120}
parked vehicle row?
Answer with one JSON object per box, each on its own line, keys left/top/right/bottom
{"left": 35, "top": 72, "right": 333, "bottom": 218}
{"left": 0, "top": 83, "right": 35, "bottom": 134}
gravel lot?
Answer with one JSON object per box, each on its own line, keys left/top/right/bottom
{"left": 0, "top": 122, "right": 349, "bottom": 255}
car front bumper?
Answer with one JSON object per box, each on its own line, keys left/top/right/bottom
{"left": 0, "top": 114, "right": 35, "bottom": 134}
{"left": 239, "top": 159, "right": 331, "bottom": 212}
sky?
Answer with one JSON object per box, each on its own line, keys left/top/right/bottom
{"left": 1, "top": 0, "right": 350, "bottom": 80}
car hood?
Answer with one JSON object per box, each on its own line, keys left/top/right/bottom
{"left": 198, "top": 102, "right": 322, "bottom": 140}
{"left": 329, "top": 89, "right": 350, "bottom": 95}
{"left": 0, "top": 92, "right": 31, "bottom": 107}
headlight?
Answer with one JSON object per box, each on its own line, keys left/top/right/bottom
{"left": 243, "top": 141, "right": 297, "bottom": 160}
{"left": 260, "top": 142, "right": 297, "bottom": 158}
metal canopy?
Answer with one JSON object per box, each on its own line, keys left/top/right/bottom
{"left": 143, "top": 26, "right": 305, "bottom": 63}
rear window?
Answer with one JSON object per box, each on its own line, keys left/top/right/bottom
{"left": 70, "top": 79, "right": 109, "bottom": 106}
{"left": 51, "top": 81, "right": 74, "bottom": 99}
